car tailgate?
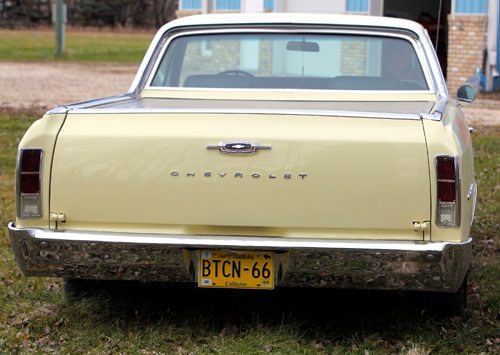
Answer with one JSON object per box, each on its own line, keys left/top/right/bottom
{"left": 50, "top": 111, "right": 430, "bottom": 240}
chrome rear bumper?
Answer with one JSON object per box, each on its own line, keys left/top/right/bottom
{"left": 8, "top": 223, "right": 472, "bottom": 292}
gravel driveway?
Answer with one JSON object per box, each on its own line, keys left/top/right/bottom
{"left": 0, "top": 62, "right": 137, "bottom": 111}
{"left": 0, "top": 62, "right": 498, "bottom": 127}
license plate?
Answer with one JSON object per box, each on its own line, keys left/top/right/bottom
{"left": 198, "top": 250, "right": 274, "bottom": 290}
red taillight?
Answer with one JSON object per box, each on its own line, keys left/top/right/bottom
{"left": 437, "top": 156, "right": 457, "bottom": 203}
{"left": 437, "top": 156, "right": 456, "bottom": 181}
{"left": 19, "top": 149, "right": 42, "bottom": 193}
{"left": 17, "top": 149, "right": 43, "bottom": 218}
{"left": 436, "top": 156, "right": 460, "bottom": 227}
{"left": 21, "top": 149, "right": 42, "bottom": 172}
{"left": 20, "top": 174, "right": 40, "bottom": 194}
{"left": 438, "top": 181, "right": 456, "bottom": 202}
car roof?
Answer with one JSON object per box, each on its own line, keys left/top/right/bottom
{"left": 129, "top": 13, "right": 443, "bottom": 96}
{"left": 161, "top": 13, "right": 426, "bottom": 36}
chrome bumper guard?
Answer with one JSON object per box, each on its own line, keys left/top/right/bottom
{"left": 8, "top": 223, "right": 472, "bottom": 293}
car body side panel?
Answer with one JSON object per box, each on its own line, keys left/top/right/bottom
{"left": 15, "top": 114, "right": 66, "bottom": 230}
{"left": 422, "top": 102, "right": 476, "bottom": 242}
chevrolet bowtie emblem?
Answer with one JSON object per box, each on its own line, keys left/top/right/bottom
{"left": 207, "top": 142, "right": 272, "bottom": 154}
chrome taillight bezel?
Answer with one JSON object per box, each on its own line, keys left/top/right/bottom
{"left": 16, "top": 148, "right": 44, "bottom": 218}
{"left": 435, "top": 155, "right": 461, "bottom": 227}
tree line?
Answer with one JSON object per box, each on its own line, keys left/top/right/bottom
{"left": 0, "top": 0, "right": 178, "bottom": 28}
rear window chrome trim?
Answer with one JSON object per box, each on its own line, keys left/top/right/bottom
{"left": 45, "top": 93, "right": 137, "bottom": 115}
{"left": 144, "top": 28, "right": 436, "bottom": 94}
{"left": 68, "top": 107, "right": 423, "bottom": 120}
{"left": 143, "top": 86, "right": 435, "bottom": 95}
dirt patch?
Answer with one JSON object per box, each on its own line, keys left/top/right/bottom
{"left": 0, "top": 61, "right": 137, "bottom": 115}
{"left": 0, "top": 61, "right": 498, "bottom": 127}
{"left": 460, "top": 92, "right": 500, "bottom": 128}
{"left": 461, "top": 106, "right": 500, "bottom": 128}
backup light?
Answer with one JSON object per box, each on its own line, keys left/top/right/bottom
{"left": 17, "top": 149, "right": 43, "bottom": 218}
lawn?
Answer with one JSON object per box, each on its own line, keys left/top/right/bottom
{"left": 0, "top": 29, "right": 152, "bottom": 63}
{"left": 0, "top": 114, "right": 498, "bottom": 353}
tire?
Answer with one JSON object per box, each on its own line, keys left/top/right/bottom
{"left": 63, "top": 278, "right": 98, "bottom": 300}
{"left": 441, "top": 274, "right": 468, "bottom": 316}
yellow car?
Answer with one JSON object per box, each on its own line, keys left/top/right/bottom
{"left": 9, "top": 13, "right": 476, "bottom": 313}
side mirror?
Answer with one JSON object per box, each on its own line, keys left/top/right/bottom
{"left": 457, "top": 84, "right": 477, "bottom": 104}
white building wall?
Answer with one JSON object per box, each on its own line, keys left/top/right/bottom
{"left": 283, "top": 0, "right": 346, "bottom": 13}
{"left": 242, "top": 0, "right": 264, "bottom": 13}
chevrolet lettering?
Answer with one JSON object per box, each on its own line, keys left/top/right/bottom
{"left": 9, "top": 13, "right": 476, "bottom": 314}
{"left": 169, "top": 171, "right": 308, "bottom": 179}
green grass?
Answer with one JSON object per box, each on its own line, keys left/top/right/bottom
{"left": 0, "top": 29, "right": 152, "bottom": 63}
{"left": 0, "top": 114, "right": 498, "bottom": 353}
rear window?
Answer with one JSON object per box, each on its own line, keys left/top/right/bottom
{"left": 151, "top": 33, "right": 429, "bottom": 91}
